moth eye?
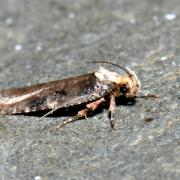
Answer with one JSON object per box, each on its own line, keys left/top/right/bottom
{"left": 120, "top": 86, "right": 128, "bottom": 94}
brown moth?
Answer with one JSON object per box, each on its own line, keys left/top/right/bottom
{"left": 0, "top": 62, "right": 158, "bottom": 129}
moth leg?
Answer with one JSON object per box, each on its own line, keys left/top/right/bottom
{"left": 86, "top": 97, "right": 105, "bottom": 111}
{"left": 57, "top": 109, "right": 88, "bottom": 128}
{"left": 42, "top": 107, "right": 60, "bottom": 117}
{"left": 57, "top": 98, "right": 105, "bottom": 128}
{"left": 108, "top": 95, "right": 116, "bottom": 129}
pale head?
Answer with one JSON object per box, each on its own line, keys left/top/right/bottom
{"left": 94, "top": 63, "right": 140, "bottom": 98}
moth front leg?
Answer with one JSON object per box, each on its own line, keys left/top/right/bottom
{"left": 57, "top": 98, "right": 105, "bottom": 128}
{"left": 108, "top": 95, "right": 116, "bottom": 129}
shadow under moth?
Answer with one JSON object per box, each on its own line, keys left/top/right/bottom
{"left": 0, "top": 62, "right": 158, "bottom": 129}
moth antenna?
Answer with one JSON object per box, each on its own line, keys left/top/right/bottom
{"left": 136, "top": 92, "right": 159, "bottom": 99}
{"left": 87, "top": 61, "right": 131, "bottom": 76}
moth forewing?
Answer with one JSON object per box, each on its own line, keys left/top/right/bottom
{"left": 0, "top": 72, "right": 114, "bottom": 115}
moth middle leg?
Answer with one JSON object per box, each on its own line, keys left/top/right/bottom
{"left": 57, "top": 98, "right": 105, "bottom": 128}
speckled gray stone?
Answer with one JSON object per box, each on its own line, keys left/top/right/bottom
{"left": 0, "top": 0, "right": 179, "bottom": 180}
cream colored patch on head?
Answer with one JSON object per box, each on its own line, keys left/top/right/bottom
{"left": 126, "top": 67, "right": 141, "bottom": 89}
{"left": 95, "top": 67, "right": 121, "bottom": 83}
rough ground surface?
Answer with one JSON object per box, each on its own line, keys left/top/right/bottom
{"left": 0, "top": 0, "right": 179, "bottom": 180}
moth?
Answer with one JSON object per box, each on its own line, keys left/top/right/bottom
{"left": 0, "top": 62, "right": 158, "bottom": 129}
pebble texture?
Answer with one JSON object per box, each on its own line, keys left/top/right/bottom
{"left": 0, "top": 0, "right": 179, "bottom": 180}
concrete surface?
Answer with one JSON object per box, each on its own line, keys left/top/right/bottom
{"left": 0, "top": 0, "right": 179, "bottom": 180}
